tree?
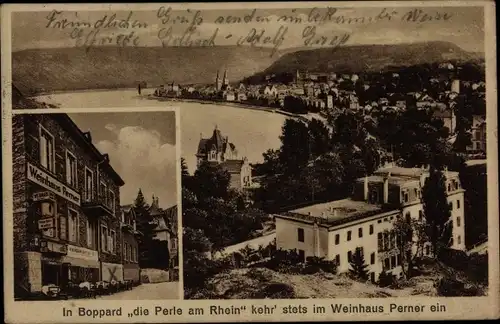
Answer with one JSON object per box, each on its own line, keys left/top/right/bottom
{"left": 308, "top": 118, "right": 331, "bottom": 158}
{"left": 279, "top": 119, "right": 310, "bottom": 174}
{"left": 134, "top": 189, "right": 156, "bottom": 268}
{"left": 422, "top": 167, "right": 452, "bottom": 257}
{"left": 393, "top": 212, "right": 427, "bottom": 279}
{"left": 348, "top": 247, "right": 370, "bottom": 281}
{"left": 193, "top": 161, "right": 231, "bottom": 200}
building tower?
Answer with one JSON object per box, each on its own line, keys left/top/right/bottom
{"left": 215, "top": 71, "right": 222, "bottom": 91}
{"left": 222, "top": 70, "right": 229, "bottom": 89}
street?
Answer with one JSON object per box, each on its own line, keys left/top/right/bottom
{"left": 97, "top": 281, "right": 180, "bottom": 300}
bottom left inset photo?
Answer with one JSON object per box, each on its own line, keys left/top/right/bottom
{"left": 9, "top": 108, "right": 180, "bottom": 301}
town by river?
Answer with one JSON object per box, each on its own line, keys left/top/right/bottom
{"left": 36, "top": 89, "right": 288, "bottom": 173}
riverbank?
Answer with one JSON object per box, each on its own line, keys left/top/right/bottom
{"left": 144, "top": 95, "right": 310, "bottom": 121}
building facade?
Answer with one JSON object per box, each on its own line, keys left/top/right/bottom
{"left": 13, "top": 114, "right": 125, "bottom": 296}
{"left": 149, "top": 196, "right": 179, "bottom": 271}
{"left": 120, "top": 205, "right": 141, "bottom": 283}
{"left": 196, "top": 127, "right": 253, "bottom": 190}
{"left": 274, "top": 166, "right": 465, "bottom": 282}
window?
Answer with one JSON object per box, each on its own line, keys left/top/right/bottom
{"left": 85, "top": 168, "right": 93, "bottom": 201}
{"left": 457, "top": 235, "right": 461, "bottom": 245}
{"left": 347, "top": 231, "right": 352, "bottom": 241}
{"left": 59, "top": 215, "right": 67, "bottom": 240}
{"left": 39, "top": 126, "right": 55, "bottom": 172}
{"left": 110, "top": 230, "right": 116, "bottom": 254}
{"left": 447, "top": 183, "right": 451, "bottom": 192}
{"left": 87, "top": 219, "right": 95, "bottom": 248}
{"left": 425, "top": 245, "right": 430, "bottom": 256}
{"left": 100, "top": 181, "right": 107, "bottom": 201}
{"left": 358, "top": 227, "right": 363, "bottom": 238}
{"left": 396, "top": 254, "right": 401, "bottom": 266}
{"left": 384, "top": 258, "right": 390, "bottom": 269}
{"left": 101, "top": 225, "right": 108, "bottom": 252}
{"left": 418, "top": 210, "right": 423, "bottom": 221}
{"left": 377, "top": 233, "right": 383, "bottom": 251}
{"left": 370, "top": 252, "right": 375, "bottom": 265}
{"left": 297, "top": 228, "right": 304, "bottom": 242}
{"left": 66, "top": 151, "right": 78, "bottom": 187}
{"left": 369, "top": 225, "right": 374, "bottom": 235}
{"left": 133, "top": 246, "right": 137, "bottom": 262}
{"left": 405, "top": 212, "right": 411, "bottom": 220}
{"left": 448, "top": 202, "right": 453, "bottom": 210}
{"left": 457, "top": 199, "right": 460, "bottom": 209}
{"left": 377, "top": 220, "right": 382, "bottom": 224}
{"left": 123, "top": 243, "right": 128, "bottom": 261}
{"left": 335, "top": 234, "right": 340, "bottom": 245}
{"left": 68, "top": 209, "right": 78, "bottom": 243}
{"left": 298, "top": 249, "right": 305, "bottom": 261}
{"left": 383, "top": 232, "right": 390, "bottom": 251}
{"left": 347, "top": 251, "right": 352, "bottom": 262}
{"left": 403, "top": 192, "right": 409, "bottom": 203}
{"left": 390, "top": 255, "right": 396, "bottom": 269}
{"left": 457, "top": 217, "right": 461, "bottom": 227}
{"left": 109, "top": 190, "right": 115, "bottom": 215}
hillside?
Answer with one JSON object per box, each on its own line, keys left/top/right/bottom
{"left": 187, "top": 262, "right": 487, "bottom": 299}
{"left": 245, "top": 41, "right": 483, "bottom": 83}
{"left": 12, "top": 46, "right": 282, "bottom": 95}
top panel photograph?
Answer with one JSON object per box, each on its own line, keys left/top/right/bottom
{"left": 10, "top": 5, "right": 485, "bottom": 111}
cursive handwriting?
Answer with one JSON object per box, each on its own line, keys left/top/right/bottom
{"left": 158, "top": 26, "right": 218, "bottom": 47}
{"left": 42, "top": 6, "right": 455, "bottom": 53}
{"left": 236, "top": 26, "right": 288, "bottom": 56}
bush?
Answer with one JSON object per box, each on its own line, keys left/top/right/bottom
{"left": 378, "top": 271, "right": 394, "bottom": 288}
{"left": 438, "top": 248, "right": 488, "bottom": 283}
{"left": 251, "top": 282, "right": 296, "bottom": 299}
{"left": 305, "top": 256, "right": 338, "bottom": 274}
{"left": 435, "top": 278, "right": 479, "bottom": 297}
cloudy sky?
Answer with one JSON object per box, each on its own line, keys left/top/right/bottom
{"left": 68, "top": 111, "right": 177, "bottom": 209}
{"left": 12, "top": 6, "right": 485, "bottom": 52}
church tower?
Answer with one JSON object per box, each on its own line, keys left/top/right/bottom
{"left": 215, "top": 71, "right": 222, "bottom": 91}
{"left": 222, "top": 70, "right": 229, "bottom": 89}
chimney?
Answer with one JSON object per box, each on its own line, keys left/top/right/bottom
{"left": 383, "top": 172, "right": 390, "bottom": 204}
{"left": 364, "top": 176, "right": 369, "bottom": 201}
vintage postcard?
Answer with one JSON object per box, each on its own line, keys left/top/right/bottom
{"left": 2, "top": 1, "right": 499, "bottom": 323}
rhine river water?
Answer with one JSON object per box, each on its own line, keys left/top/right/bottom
{"left": 36, "top": 89, "right": 288, "bottom": 173}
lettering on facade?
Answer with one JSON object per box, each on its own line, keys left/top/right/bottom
{"left": 32, "top": 191, "right": 56, "bottom": 202}
{"left": 66, "top": 245, "right": 99, "bottom": 261}
{"left": 41, "top": 241, "right": 68, "bottom": 254}
{"left": 27, "top": 162, "right": 81, "bottom": 205}
{"left": 38, "top": 218, "right": 55, "bottom": 230}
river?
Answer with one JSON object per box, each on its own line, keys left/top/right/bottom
{"left": 36, "top": 89, "right": 288, "bottom": 173}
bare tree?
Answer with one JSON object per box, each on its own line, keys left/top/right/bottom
{"left": 393, "top": 212, "right": 428, "bottom": 279}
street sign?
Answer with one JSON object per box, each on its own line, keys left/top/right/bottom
{"left": 38, "top": 218, "right": 55, "bottom": 230}
{"left": 32, "top": 191, "right": 55, "bottom": 202}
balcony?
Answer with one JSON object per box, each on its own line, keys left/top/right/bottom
{"left": 82, "top": 194, "right": 114, "bottom": 218}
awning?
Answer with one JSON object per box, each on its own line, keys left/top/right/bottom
{"left": 61, "top": 256, "right": 99, "bottom": 268}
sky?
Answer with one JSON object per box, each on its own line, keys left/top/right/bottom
{"left": 11, "top": 6, "right": 485, "bottom": 52}
{"left": 68, "top": 111, "right": 177, "bottom": 209}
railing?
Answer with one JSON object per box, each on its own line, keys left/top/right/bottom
{"left": 82, "top": 194, "right": 114, "bottom": 214}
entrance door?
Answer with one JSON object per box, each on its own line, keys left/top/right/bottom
{"left": 60, "top": 263, "right": 70, "bottom": 287}
{"left": 42, "top": 263, "right": 60, "bottom": 286}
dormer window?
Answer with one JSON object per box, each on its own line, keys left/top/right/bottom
{"left": 210, "top": 150, "right": 217, "bottom": 160}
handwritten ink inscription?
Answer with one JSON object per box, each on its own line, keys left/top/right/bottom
{"left": 42, "top": 7, "right": 454, "bottom": 55}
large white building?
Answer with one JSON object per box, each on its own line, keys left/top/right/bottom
{"left": 274, "top": 166, "right": 465, "bottom": 282}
